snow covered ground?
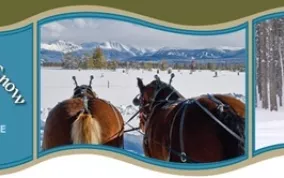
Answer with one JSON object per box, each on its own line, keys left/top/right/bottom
{"left": 255, "top": 106, "right": 284, "bottom": 150}
{"left": 40, "top": 67, "right": 246, "bottom": 155}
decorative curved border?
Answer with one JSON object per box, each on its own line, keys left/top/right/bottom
{"left": 2, "top": 4, "right": 284, "bottom": 177}
{"left": 0, "top": 156, "right": 32, "bottom": 170}
{"left": 38, "top": 145, "right": 246, "bottom": 170}
{"left": 252, "top": 11, "right": 284, "bottom": 157}
{"left": 0, "top": 24, "right": 32, "bottom": 36}
{"left": 0, "top": 24, "right": 34, "bottom": 171}
{"left": 36, "top": 11, "right": 249, "bottom": 171}
{"left": 37, "top": 11, "right": 248, "bottom": 34}
{"left": 0, "top": 5, "right": 277, "bottom": 31}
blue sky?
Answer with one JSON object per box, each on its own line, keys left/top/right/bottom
{"left": 41, "top": 18, "right": 246, "bottom": 49}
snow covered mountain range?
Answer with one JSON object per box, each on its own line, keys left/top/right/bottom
{"left": 40, "top": 40, "right": 246, "bottom": 63}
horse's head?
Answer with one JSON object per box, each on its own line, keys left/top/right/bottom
{"left": 72, "top": 75, "right": 96, "bottom": 99}
{"left": 133, "top": 74, "right": 181, "bottom": 132}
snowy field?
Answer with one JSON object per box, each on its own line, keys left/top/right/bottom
{"left": 255, "top": 106, "right": 284, "bottom": 150}
{"left": 40, "top": 67, "right": 246, "bottom": 155}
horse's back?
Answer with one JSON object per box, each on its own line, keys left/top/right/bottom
{"left": 163, "top": 94, "right": 245, "bottom": 162}
{"left": 42, "top": 98, "right": 84, "bottom": 150}
{"left": 42, "top": 97, "right": 124, "bottom": 150}
{"left": 88, "top": 98, "right": 124, "bottom": 145}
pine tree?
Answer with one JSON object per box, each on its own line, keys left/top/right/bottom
{"left": 108, "top": 60, "right": 118, "bottom": 70}
{"left": 143, "top": 62, "right": 153, "bottom": 71}
{"left": 160, "top": 60, "right": 168, "bottom": 71}
{"left": 86, "top": 57, "right": 95, "bottom": 69}
{"left": 61, "top": 52, "right": 80, "bottom": 69}
{"left": 93, "top": 47, "right": 107, "bottom": 69}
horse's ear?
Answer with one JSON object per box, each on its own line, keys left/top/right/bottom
{"left": 137, "top": 77, "right": 144, "bottom": 91}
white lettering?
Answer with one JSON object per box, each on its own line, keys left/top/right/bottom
{"left": 14, "top": 95, "right": 25, "bottom": 104}
{"left": 0, "top": 125, "right": 6, "bottom": 134}
{"left": 0, "top": 64, "right": 26, "bottom": 105}
{"left": 12, "top": 88, "right": 19, "bottom": 98}
{"left": 5, "top": 82, "right": 15, "bottom": 92}
{"left": 0, "top": 75, "right": 10, "bottom": 87}
{"left": 0, "top": 65, "right": 4, "bottom": 72}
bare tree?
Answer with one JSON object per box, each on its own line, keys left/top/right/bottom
{"left": 256, "top": 17, "right": 284, "bottom": 111}
{"left": 268, "top": 20, "right": 278, "bottom": 111}
{"left": 259, "top": 21, "right": 269, "bottom": 109}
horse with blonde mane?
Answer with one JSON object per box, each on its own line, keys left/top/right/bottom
{"left": 42, "top": 75, "right": 124, "bottom": 150}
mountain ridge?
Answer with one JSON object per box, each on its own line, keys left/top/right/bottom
{"left": 40, "top": 40, "right": 246, "bottom": 63}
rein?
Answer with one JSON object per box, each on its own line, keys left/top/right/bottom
{"left": 123, "top": 103, "right": 150, "bottom": 133}
{"left": 126, "top": 75, "right": 244, "bottom": 163}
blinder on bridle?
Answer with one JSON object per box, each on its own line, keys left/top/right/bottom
{"left": 133, "top": 94, "right": 141, "bottom": 106}
{"left": 132, "top": 73, "right": 175, "bottom": 107}
{"left": 72, "top": 75, "right": 96, "bottom": 98}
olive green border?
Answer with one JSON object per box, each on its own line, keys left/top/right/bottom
{"left": 0, "top": 5, "right": 282, "bottom": 177}
{"left": 0, "top": 1, "right": 284, "bottom": 26}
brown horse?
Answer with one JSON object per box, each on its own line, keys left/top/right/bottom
{"left": 42, "top": 75, "right": 124, "bottom": 151}
{"left": 132, "top": 74, "right": 245, "bottom": 163}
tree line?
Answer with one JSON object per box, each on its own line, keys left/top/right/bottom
{"left": 41, "top": 47, "right": 245, "bottom": 73}
{"left": 256, "top": 17, "right": 284, "bottom": 111}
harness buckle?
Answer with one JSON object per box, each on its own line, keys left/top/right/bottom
{"left": 217, "top": 104, "right": 224, "bottom": 113}
{"left": 180, "top": 152, "right": 187, "bottom": 163}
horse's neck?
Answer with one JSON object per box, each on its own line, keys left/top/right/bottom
{"left": 73, "top": 92, "right": 96, "bottom": 99}
{"left": 170, "top": 90, "right": 185, "bottom": 101}
{"left": 166, "top": 85, "right": 185, "bottom": 100}
{"left": 152, "top": 91, "right": 184, "bottom": 110}
{"left": 176, "top": 93, "right": 185, "bottom": 100}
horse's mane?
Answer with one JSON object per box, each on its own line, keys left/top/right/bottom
{"left": 147, "top": 80, "right": 184, "bottom": 100}
{"left": 213, "top": 95, "right": 245, "bottom": 156}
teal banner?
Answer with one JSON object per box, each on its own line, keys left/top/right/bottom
{"left": 0, "top": 24, "right": 33, "bottom": 169}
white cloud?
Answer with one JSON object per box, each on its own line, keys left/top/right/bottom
{"left": 41, "top": 22, "right": 67, "bottom": 41}
{"left": 40, "top": 18, "right": 246, "bottom": 49}
{"left": 73, "top": 19, "right": 87, "bottom": 28}
{"left": 42, "top": 22, "right": 66, "bottom": 33}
